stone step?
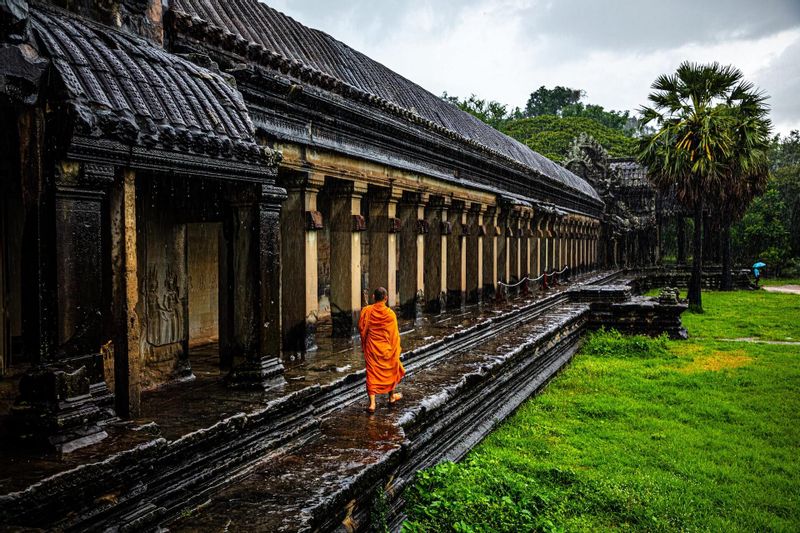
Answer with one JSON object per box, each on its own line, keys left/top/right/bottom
{"left": 168, "top": 301, "right": 593, "bottom": 532}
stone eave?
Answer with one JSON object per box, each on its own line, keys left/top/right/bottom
{"left": 228, "top": 66, "right": 604, "bottom": 218}
{"left": 67, "top": 136, "right": 277, "bottom": 182}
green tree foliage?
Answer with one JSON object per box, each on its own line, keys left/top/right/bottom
{"left": 441, "top": 92, "right": 512, "bottom": 130}
{"left": 524, "top": 85, "right": 584, "bottom": 117}
{"left": 769, "top": 130, "right": 800, "bottom": 170}
{"left": 732, "top": 131, "right": 800, "bottom": 276}
{"left": 561, "top": 103, "right": 633, "bottom": 132}
{"left": 502, "top": 115, "right": 638, "bottom": 161}
{"left": 638, "top": 61, "right": 768, "bottom": 309}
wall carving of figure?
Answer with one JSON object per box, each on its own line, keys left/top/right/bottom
{"left": 145, "top": 265, "right": 183, "bottom": 347}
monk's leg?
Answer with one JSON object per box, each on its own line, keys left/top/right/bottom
{"left": 389, "top": 390, "right": 403, "bottom": 403}
{"left": 368, "top": 394, "right": 377, "bottom": 412}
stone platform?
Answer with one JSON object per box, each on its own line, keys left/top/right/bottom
{"left": 0, "top": 270, "right": 687, "bottom": 531}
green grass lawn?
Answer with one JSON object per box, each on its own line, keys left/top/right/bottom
{"left": 403, "top": 291, "right": 800, "bottom": 532}
{"left": 761, "top": 278, "right": 800, "bottom": 286}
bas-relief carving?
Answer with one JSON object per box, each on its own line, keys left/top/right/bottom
{"left": 137, "top": 197, "right": 190, "bottom": 388}
{"left": 145, "top": 266, "right": 184, "bottom": 347}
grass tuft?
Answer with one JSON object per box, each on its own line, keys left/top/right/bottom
{"left": 582, "top": 328, "right": 670, "bottom": 358}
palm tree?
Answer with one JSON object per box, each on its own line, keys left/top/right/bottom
{"left": 717, "top": 89, "right": 772, "bottom": 290}
{"left": 638, "top": 62, "right": 766, "bottom": 311}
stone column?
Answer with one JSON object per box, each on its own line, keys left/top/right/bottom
{"left": 534, "top": 214, "right": 544, "bottom": 277}
{"left": 482, "top": 206, "right": 497, "bottom": 300}
{"left": 398, "top": 191, "right": 426, "bottom": 319}
{"left": 226, "top": 183, "right": 287, "bottom": 388}
{"left": 584, "top": 226, "right": 589, "bottom": 270}
{"left": 13, "top": 160, "right": 116, "bottom": 452}
{"left": 565, "top": 221, "right": 573, "bottom": 272}
{"left": 446, "top": 200, "right": 467, "bottom": 308}
{"left": 465, "top": 203, "right": 484, "bottom": 304}
{"left": 521, "top": 211, "right": 531, "bottom": 280}
{"left": 496, "top": 207, "right": 510, "bottom": 286}
{"left": 279, "top": 172, "right": 323, "bottom": 353}
{"left": 109, "top": 169, "right": 141, "bottom": 418}
{"left": 424, "top": 196, "right": 448, "bottom": 313}
{"left": 551, "top": 220, "right": 560, "bottom": 271}
{"left": 328, "top": 180, "right": 366, "bottom": 336}
{"left": 368, "top": 186, "right": 401, "bottom": 307}
{"left": 508, "top": 211, "right": 521, "bottom": 286}
{"left": 541, "top": 216, "right": 550, "bottom": 274}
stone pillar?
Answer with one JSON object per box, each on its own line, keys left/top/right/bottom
{"left": 398, "top": 191, "right": 425, "bottom": 319}
{"left": 508, "top": 211, "right": 521, "bottom": 286}
{"left": 465, "top": 203, "right": 484, "bottom": 304}
{"left": 565, "top": 221, "right": 573, "bottom": 272}
{"left": 496, "top": 207, "right": 510, "bottom": 285}
{"left": 226, "top": 183, "right": 287, "bottom": 388}
{"left": 551, "top": 220, "right": 560, "bottom": 271}
{"left": 368, "top": 186, "right": 401, "bottom": 307}
{"left": 534, "top": 214, "right": 544, "bottom": 277}
{"left": 542, "top": 217, "right": 550, "bottom": 274}
{"left": 13, "top": 160, "right": 116, "bottom": 452}
{"left": 584, "top": 226, "right": 590, "bottom": 270}
{"left": 109, "top": 169, "right": 141, "bottom": 418}
{"left": 327, "top": 180, "right": 366, "bottom": 336}
{"left": 482, "top": 206, "right": 497, "bottom": 300}
{"left": 446, "top": 200, "right": 467, "bottom": 308}
{"left": 521, "top": 211, "right": 531, "bottom": 280}
{"left": 424, "top": 196, "right": 448, "bottom": 313}
{"left": 279, "top": 172, "right": 323, "bottom": 353}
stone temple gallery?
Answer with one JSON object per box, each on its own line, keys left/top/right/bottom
{"left": 0, "top": 1, "right": 690, "bottom": 530}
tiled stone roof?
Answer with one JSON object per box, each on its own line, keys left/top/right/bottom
{"left": 31, "top": 3, "right": 272, "bottom": 165}
{"left": 170, "top": 0, "right": 601, "bottom": 202}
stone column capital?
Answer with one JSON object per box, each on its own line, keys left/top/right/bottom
{"left": 327, "top": 178, "right": 367, "bottom": 198}
{"left": 278, "top": 169, "right": 325, "bottom": 191}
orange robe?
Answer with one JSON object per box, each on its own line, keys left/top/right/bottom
{"left": 358, "top": 301, "right": 405, "bottom": 395}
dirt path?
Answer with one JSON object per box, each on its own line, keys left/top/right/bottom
{"left": 762, "top": 284, "right": 800, "bottom": 294}
{"left": 718, "top": 337, "right": 800, "bottom": 345}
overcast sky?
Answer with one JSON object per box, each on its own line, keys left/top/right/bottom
{"left": 263, "top": 0, "right": 800, "bottom": 135}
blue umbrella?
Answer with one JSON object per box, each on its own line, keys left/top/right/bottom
{"left": 753, "top": 262, "right": 766, "bottom": 268}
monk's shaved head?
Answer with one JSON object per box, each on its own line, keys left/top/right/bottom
{"left": 374, "top": 287, "right": 388, "bottom": 302}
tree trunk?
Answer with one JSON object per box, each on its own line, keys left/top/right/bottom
{"left": 721, "top": 222, "right": 733, "bottom": 291}
{"left": 688, "top": 202, "right": 703, "bottom": 311}
{"left": 702, "top": 214, "right": 712, "bottom": 266}
{"left": 676, "top": 216, "right": 686, "bottom": 265}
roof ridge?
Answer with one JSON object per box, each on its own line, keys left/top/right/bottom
{"left": 169, "top": 0, "right": 600, "bottom": 202}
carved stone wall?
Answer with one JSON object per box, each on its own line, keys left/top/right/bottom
{"left": 136, "top": 178, "right": 190, "bottom": 389}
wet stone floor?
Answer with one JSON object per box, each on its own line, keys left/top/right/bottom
{"left": 0, "top": 273, "right": 608, "bottom": 512}
{"left": 169, "top": 299, "right": 594, "bottom": 532}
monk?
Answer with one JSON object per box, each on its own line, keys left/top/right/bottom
{"left": 358, "top": 287, "right": 405, "bottom": 413}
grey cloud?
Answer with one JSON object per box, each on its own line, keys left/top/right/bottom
{"left": 517, "top": 0, "right": 800, "bottom": 52}
{"left": 753, "top": 37, "right": 800, "bottom": 131}
{"left": 262, "top": 0, "right": 483, "bottom": 43}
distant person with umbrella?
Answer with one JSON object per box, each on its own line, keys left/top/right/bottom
{"left": 753, "top": 261, "right": 766, "bottom": 288}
